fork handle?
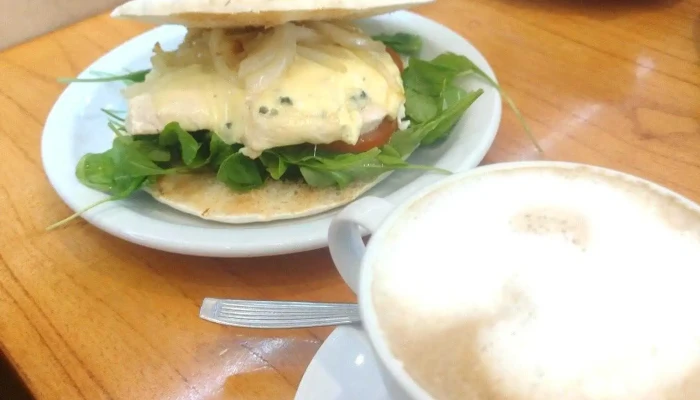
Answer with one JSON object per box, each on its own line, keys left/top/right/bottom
{"left": 200, "top": 316, "right": 362, "bottom": 329}
{"left": 199, "top": 298, "right": 362, "bottom": 329}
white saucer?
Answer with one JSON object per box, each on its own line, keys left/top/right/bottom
{"left": 295, "top": 325, "right": 390, "bottom": 400}
{"left": 42, "top": 10, "right": 502, "bottom": 257}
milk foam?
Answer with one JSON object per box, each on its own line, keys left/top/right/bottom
{"left": 371, "top": 166, "right": 700, "bottom": 400}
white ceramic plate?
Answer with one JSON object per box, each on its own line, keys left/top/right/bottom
{"left": 41, "top": 10, "right": 502, "bottom": 257}
{"left": 295, "top": 325, "right": 390, "bottom": 400}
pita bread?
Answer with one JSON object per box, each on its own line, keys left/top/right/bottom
{"left": 143, "top": 170, "right": 389, "bottom": 223}
{"left": 110, "top": 0, "right": 433, "bottom": 28}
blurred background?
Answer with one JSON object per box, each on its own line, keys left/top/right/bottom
{"left": 0, "top": 0, "right": 123, "bottom": 50}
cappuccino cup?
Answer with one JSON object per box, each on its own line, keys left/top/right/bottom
{"left": 328, "top": 161, "right": 700, "bottom": 400}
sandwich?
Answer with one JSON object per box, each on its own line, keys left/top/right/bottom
{"left": 54, "top": 0, "right": 498, "bottom": 226}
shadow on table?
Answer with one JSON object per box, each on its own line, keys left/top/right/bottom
{"left": 0, "top": 351, "right": 33, "bottom": 400}
{"left": 494, "top": 0, "right": 681, "bottom": 19}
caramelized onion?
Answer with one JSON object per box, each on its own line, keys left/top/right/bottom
{"left": 238, "top": 29, "right": 281, "bottom": 78}
{"left": 313, "top": 44, "right": 351, "bottom": 60}
{"left": 297, "top": 46, "right": 347, "bottom": 72}
{"left": 209, "top": 28, "right": 238, "bottom": 84}
{"left": 244, "top": 24, "right": 296, "bottom": 93}
{"left": 306, "top": 21, "right": 385, "bottom": 52}
{"left": 291, "top": 24, "right": 327, "bottom": 45}
{"left": 130, "top": 21, "right": 399, "bottom": 100}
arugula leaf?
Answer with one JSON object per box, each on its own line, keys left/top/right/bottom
{"left": 300, "top": 166, "right": 350, "bottom": 188}
{"left": 272, "top": 144, "right": 449, "bottom": 188}
{"left": 169, "top": 131, "right": 236, "bottom": 172}
{"left": 372, "top": 33, "right": 422, "bottom": 56}
{"left": 422, "top": 89, "right": 484, "bottom": 145}
{"left": 402, "top": 58, "right": 458, "bottom": 96}
{"left": 404, "top": 87, "right": 438, "bottom": 123}
{"left": 109, "top": 144, "right": 161, "bottom": 197}
{"left": 100, "top": 108, "right": 125, "bottom": 122}
{"left": 57, "top": 69, "right": 150, "bottom": 84}
{"left": 380, "top": 144, "right": 401, "bottom": 158}
{"left": 429, "top": 52, "right": 542, "bottom": 152}
{"left": 49, "top": 164, "right": 146, "bottom": 231}
{"left": 110, "top": 136, "right": 168, "bottom": 176}
{"left": 430, "top": 53, "right": 480, "bottom": 74}
{"left": 400, "top": 53, "right": 540, "bottom": 152}
{"left": 74, "top": 136, "right": 171, "bottom": 199}
{"left": 208, "top": 133, "right": 237, "bottom": 168}
{"left": 45, "top": 197, "right": 115, "bottom": 231}
{"left": 439, "top": 85, "right": 469, "bottom": 110}
{"left": 111, "top": 176, "right": 148, "bottom": 199}
{"left": 391, "top": 88, "right": 484, "bottom": 152}
{"left": 73, "top": 154, "right": 146, "bottom": 212}
{"left": 266, "top": 145, "right": 318, "bottom": 164}
{"left": 259, "top": 152, "right": 288, "bottom": 180}
{"left": 376, "top": 153, "right": 449, "bottom": 173}
{"left": 131, "top": 140, "right": 171, "bottom": 162}
{"left": 216, "top": 153, "right": 264, "bottom": 191}
{"left": 274, "top": 147, "right": 376, "bottom": 177}
{"left": 311, "top": 148, "right": 382, "bottom": 170}
{"left": 100, "top": 109, "right": 128, "bottom": 137}
{"left": 107, "top": 121, "right": 126, "bottom": 137}
{"left": 75, "top": 153, "right": 116, "bottom": 192}
{"left": 158, "top": 122, "right": 201, "bottom": 166}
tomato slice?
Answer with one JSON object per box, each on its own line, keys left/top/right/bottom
{"left": 320, "top": 47, "right": 404, "bottom": 153}
{"left": 322, "top": 118, "right": 398, "bottom": 153}
{"left": 386, "top": 47, "right": 403, "bottom": 71}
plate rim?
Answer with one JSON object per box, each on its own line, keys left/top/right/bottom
{"left": 41, "top": 10, "right": 502, "bottom": 257}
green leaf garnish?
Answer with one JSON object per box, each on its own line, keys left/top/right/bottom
{"left": 101, "top": 108, "right": 126, "bottom": 122}
{"left": 208, "top": 134, "right": 238, "bottom": 168}
{"left": 73, "top": 135, "right": 173, "bottom": 199}
{"left": 372, "top": 33, "right": 422, "bottom": 56}
{"left": 259, "top": 152, "right": 288, "bottom": 180}
{"left": 46, "top": 197, "right": 115, "bottom": 231}
{"left": 299, "top": 166, "right": 348, "bottom": 188}
{"left": 107, "top": 121, "right": 126, "bottom": 137}
{"left": 428, "top": 52, "right": 542, "bottom": 152}
{"left": 216, "top": 152, "right": 264, "bottom": 191}
{"left": 158, "top": 122, "right": 201, "bottom": 166}
{"left": 404, "top": 87, "right": 438, "bottom": 123}
{"left": 57, "top": 69, "right": 150, "bottom": 84}
{"left": 391, "top": 88, "right": 484, "bottom": 152}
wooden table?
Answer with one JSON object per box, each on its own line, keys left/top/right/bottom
{"left": 0, "top": 0, "right": 698, "bottom": 398}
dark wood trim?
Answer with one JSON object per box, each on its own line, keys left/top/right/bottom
{"left": 0, "top": 351, "right": 33, "bottom": 400}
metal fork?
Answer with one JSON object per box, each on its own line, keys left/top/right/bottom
{"left": 199, "top": 298, "right": 361, "bottom": 329}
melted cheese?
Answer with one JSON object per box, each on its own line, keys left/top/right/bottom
{"left": 125, "top": 26, "right": 405, "bottom": 158}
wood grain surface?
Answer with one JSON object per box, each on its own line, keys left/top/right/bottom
{"left": 0, "top": 0, "right": 698, "bottom": 399}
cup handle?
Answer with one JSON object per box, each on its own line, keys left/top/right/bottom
{"left": 328, "top": 196, "right": 395, "bottom": 294}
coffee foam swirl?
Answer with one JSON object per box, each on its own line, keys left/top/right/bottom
{"left": 371, "top": 165, "right": 700, "bottom": 400}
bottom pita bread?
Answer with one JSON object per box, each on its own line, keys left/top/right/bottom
{"left": 143, "top": 171, "right": 387, "bottom": 223}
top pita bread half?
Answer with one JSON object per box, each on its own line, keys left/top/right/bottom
{"left": 110, "top": 0, "right": 434, "bottom": 28}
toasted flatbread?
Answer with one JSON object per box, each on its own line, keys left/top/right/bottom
{"left": 143, "top": 171, "right": 388, "bottom": 223}
{"left": 111, "top": 0, "right": 433, "bottom": 28}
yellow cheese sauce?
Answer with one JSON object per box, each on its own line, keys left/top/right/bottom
{"left": 124, "top": 26, "right": 405, "bottom": 158}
